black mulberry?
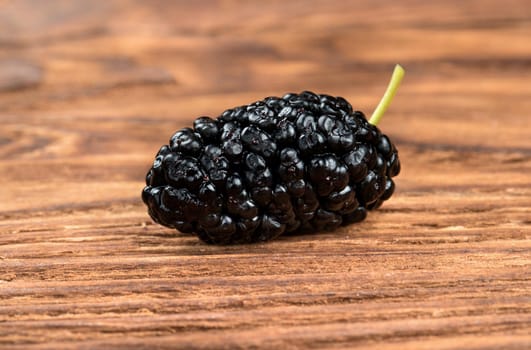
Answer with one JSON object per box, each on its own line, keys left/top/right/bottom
{"left": 142, "top": 65, "right": 405, "bottom": 244}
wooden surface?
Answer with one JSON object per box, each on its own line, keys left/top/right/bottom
{"left": 1, "top": 0, "right": 530, "bottom": 348}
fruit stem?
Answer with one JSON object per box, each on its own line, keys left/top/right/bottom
{"left": 369, "top": 64, "right": 405, "bottom": 126}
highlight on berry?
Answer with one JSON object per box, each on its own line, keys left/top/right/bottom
{"left": 142, "top": 65, "right": 404, "bottom": 244}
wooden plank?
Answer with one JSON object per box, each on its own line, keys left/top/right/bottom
{"left": 0, "top": 0, "right": 530, "bottom": 348}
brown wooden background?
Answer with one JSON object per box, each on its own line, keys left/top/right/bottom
{"left": 1, "top": 0, "right": 530, "bottom": 348}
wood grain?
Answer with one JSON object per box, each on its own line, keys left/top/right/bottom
{"left": 0, "top": 0, "right": 530, "bottom": 349}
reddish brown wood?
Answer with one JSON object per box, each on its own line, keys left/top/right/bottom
{"left": 0, "top": 0, "right": 530, "bottom": 348}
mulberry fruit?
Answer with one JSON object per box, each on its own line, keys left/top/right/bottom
{"left": 142, "top": 65, "right": 405, "bottom": 244}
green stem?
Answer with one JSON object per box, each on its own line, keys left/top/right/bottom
{"left": 369, "top": 64, "right": 405, "bottom": 126}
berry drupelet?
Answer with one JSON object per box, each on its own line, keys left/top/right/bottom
{"left": 142, "top": 65, "right": 405, "bottom": 244}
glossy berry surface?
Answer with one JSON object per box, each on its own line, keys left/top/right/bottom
{"left": 142, "top": 91, "right": 400, "bottom": 244}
